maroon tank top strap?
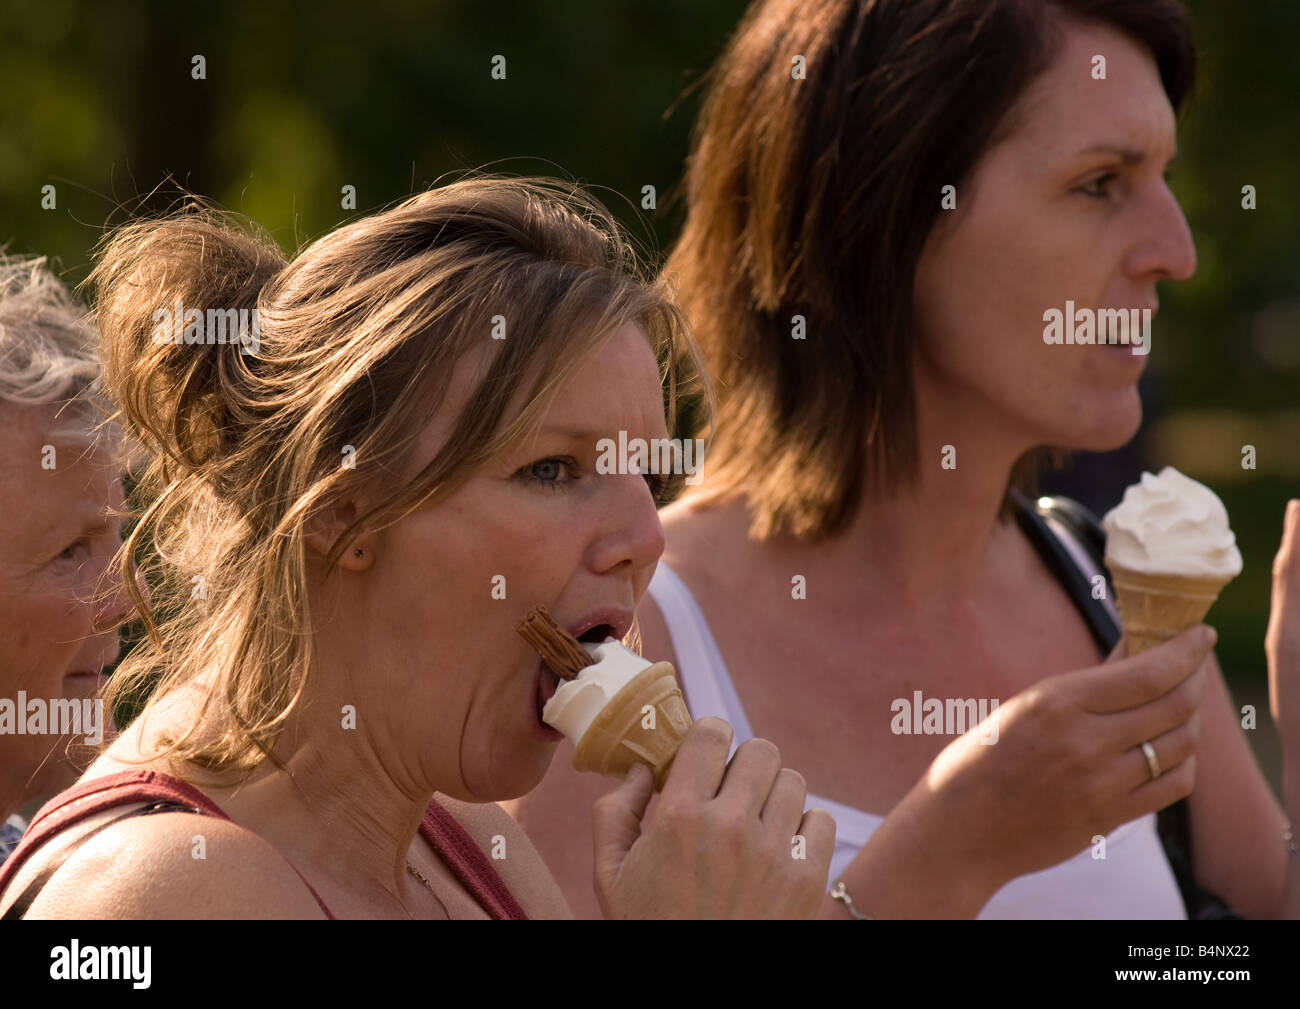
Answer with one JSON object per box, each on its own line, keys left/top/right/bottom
{"left": 30, "top": 769, "right": 231, "bottom": 829}
{"left": 419, "top": 800, "right": 528, "bottom": 920}
{"left": 0, "top": 770, "right": 336, "bottom": 920}
{"left": 0, "top": 770, "right": 221, "bottom": 895}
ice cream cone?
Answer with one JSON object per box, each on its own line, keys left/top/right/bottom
{"left": 571, "top": 660, "right": 693, "bottom": 790}
{"left": 1108, "top": 564, "right": 1232, "bottom": 655}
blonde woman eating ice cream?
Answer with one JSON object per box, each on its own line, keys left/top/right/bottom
{"left": 0, "top": 178, "right": 834, "bottom": 919}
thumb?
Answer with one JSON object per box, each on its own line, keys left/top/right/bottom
{"left": 591, "top": 762, "right": 654, "bottom": 888}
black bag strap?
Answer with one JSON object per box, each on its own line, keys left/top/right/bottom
{"left": 1009, "top": 489, "right": 1240, "bottom": 920}
{"left": 1009, "top": 489, "right": 1119, "bottom": 655}
{"left": 2, "top": 800, "right": 202, "bottom": 920}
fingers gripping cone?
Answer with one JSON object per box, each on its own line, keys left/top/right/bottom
{"left": 571, "top": 660, "right": 693, "bottom": 790}
{"left": 1109, "top": 567, "right": 1231, "bottom": 656}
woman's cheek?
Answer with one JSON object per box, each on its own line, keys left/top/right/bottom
{"left": 487, "top": 486, "right": 584, "bottom": 558}
{"left": 13, "top": 596, "right": 80, "bottom": 691}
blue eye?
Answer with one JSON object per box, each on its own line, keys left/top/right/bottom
{"left": 517, "top": 457, "right": 574, "bottom": 491}
{"left": 532, "top": 459, "right": 561, "bottom": 482}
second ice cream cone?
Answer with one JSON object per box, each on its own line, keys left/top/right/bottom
{"left": 572, "top": 660, "right": 693, "bottom": 790}
{"left": 1101, "top": 466, "right": 1243, "bottom": 656}
{"left": 1109, "top": 564, "right": 1230, "bottom": 655}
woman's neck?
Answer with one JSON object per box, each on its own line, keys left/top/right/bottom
{"left": 105, "top": 681, "right": 434, "bottom": 907}
{"left": 679, "top": 374, "right": 1038, "bottom": 616}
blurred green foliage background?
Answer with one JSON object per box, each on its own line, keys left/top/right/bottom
{"left": 1, "top": 0, "right": 1296, "bottom": 778}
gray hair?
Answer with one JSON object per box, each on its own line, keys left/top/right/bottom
{"left": 0, "top": 253, "right": 99, "bottom": 411}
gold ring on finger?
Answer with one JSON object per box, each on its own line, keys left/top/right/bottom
{"left": 1140, "top": 741, "right": 1161, "bottom": 781}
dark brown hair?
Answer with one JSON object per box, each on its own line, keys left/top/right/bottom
{"left": 667, "top": 0, "right": 1196, "bottom": 539}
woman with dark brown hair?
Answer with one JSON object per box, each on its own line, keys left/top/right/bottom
{"left": 514, "top": 0, "right": 1300, "bottom": 918}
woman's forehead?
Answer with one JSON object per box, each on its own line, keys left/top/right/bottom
{"left": 522, "top": 325, "right": 664, "bottom": 431}
{"left": 1001, "top": 20, "right": 1174, "bottom": 157}
{"left": 0, "top": 414, "right": 121, "bottom": 551}
{"left": 413, "top": 321, "right": 663, "bottom": 461}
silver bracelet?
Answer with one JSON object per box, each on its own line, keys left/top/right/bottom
{"left": 1284, "top": 822, "right": 1300, "bottom": 860}
{"left": 829, "top": 880, "right": 873, "bottom": 920}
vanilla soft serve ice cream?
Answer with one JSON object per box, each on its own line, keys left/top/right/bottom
{"left": 535, "top": 631, "right": 693, "bottom": 789}
{"left": 542, "top": 637, "right": 652, "bottom": 742}
{"left": 517, "top": 604, "right": 692, "bottom": 787}
{"left": 1101, "top": 466, "right": 1242, "bottom": 655}
{"left": 1102, "top": 466, "right": 1242, "bottom": 578}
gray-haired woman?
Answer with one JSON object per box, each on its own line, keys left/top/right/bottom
{"left": 0, "top": 254, "right": 132, "bottom": 860}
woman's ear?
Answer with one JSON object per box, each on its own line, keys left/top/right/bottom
{"left": 304, "top": 501, "right": 376, "bottom": 571}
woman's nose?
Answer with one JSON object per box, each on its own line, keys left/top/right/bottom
{"left": 589, "top": 475, "right": 667, "bottom": 575}
{"left": 1133, "top": 185, "right": 1197, "bottom": 283}
{"left": 93, "top": 556, "right": 144, "bottom": 635}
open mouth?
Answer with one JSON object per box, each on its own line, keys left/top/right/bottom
{"left": 576, "top": 624, "right": 614, "bottom": 644}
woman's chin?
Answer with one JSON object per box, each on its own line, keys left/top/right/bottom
{"left": 514, "top": 743, "right": 566, "bottom": 796}
{"left": 1045, "top": 393, "right": 1143, "bottom": 454}
{"left": 457, "top": 747, "right": 564, "bottom": 804}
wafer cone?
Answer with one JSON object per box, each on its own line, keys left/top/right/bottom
{"left": 1108, "top": 563, "right": 1233, "bottom": 655}
{"left": 571, "top": 660, "right": 693, "bottom": 791}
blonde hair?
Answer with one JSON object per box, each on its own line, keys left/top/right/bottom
{"left": 91, "top": 177, "right": 703, "bottom": 775}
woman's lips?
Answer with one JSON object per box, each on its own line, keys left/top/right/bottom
{"left": 63, "top": 670, "right": 110, "bottom": 689}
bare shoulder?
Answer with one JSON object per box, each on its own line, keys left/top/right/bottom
{"left": 1, "top": 805, "right": 326, "bottom": 920}
{"left": 658, "top": 496, "right": 741, "bottom": 567}
{"left": 434, "top": 796, "right": 574, "bottom": 920}
{"left": 649, "top": 497, "right": 754, "bottom": 666}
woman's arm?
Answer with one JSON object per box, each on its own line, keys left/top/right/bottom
{"left": 1182, "top": 500, "right": 1300, "bottom": 919}
{"left": 819, "top": 779, "right": 1005, "bottom": 919}
{"left": 1268, "top": 501, "right": 1300, "bottom": 916}
{"left": 1184, "top": 651, "right": 1290, "bottom": 917}
{"left": 822, "top": 629, "right": 1213, "bottom": 918}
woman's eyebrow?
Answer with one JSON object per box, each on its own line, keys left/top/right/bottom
{"left": 58, "top": 515, "right": 114, "bottom": 540}
{"left": 85, "top": 515, "right": 119, "bottom": 535}
{"left": 537, "top": 424, "right": 602, "bottom": 441}
{"left": 1073, "top": 143, "right": 1181, "bottom": 167}
{"left": 531, "top": 423, "right": 672, "bottom": 444}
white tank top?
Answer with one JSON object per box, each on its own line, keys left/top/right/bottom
{"left": 646, "top": 561, "right": 1187, "bottom": 919}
